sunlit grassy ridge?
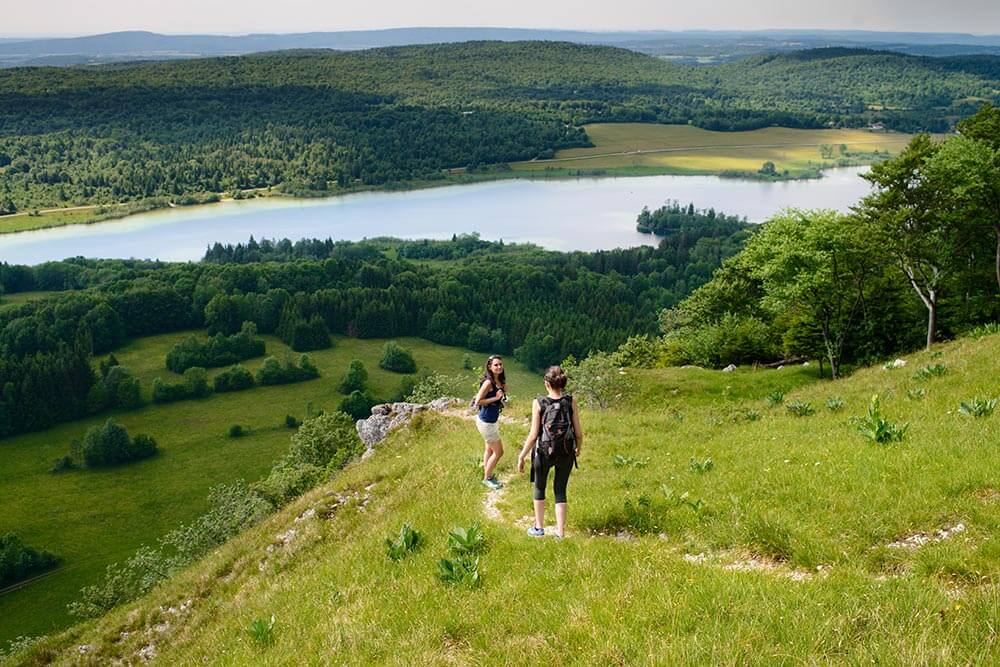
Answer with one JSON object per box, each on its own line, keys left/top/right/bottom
{"left": 0, "top": 334, "right": 536, "bottom": 643}
{"left": 13, "top": 334, "right": 1000, "bottom": 665}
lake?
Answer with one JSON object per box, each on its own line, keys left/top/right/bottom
{"left": 0, "top": 168, "right": 872, "bottom": 265}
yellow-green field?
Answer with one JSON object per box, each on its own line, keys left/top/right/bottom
{"left": 512, "top": 124, "right": 918, "bottom": 176}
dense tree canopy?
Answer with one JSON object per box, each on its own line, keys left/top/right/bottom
{"left": 1, "top": 42, "right": 997, "bottom": 211}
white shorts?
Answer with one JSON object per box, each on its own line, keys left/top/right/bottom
{"left": 476, "top": 418, "right": 501, "bottom": 443}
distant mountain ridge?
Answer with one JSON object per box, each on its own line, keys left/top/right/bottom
{"left": 3, "top": 27, "right": 1000, "bottom": 67}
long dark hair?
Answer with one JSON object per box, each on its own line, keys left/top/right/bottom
{"left": 481, "top": 355, "right": 506, "bottom": 389}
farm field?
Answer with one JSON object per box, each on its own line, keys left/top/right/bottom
{"left": 511, "top": 124, "right": 918, "bottom": 176}
{"left": 17, "top": 333, "right": 1000, "bottom": 664}
{"left": 0, "top": 333, "right": 537, "bottom": 643}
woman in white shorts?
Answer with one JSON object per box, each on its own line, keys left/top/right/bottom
{"left": 474, "top": 355, "right": 507, "bottom": 490}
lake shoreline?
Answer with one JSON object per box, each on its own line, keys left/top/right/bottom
{"left": 0, "top": 160, "right": 863, "bottom": 237}
{"left": 0, "top": 166, "right": 874, "bottom": 266}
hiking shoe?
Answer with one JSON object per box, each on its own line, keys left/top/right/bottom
{"left": 527, "top": 526, "right": 545, "bottom": 537}
{"left": 482, "top": 478, "right": 502, "bottom": 491}
{"left": 488, "top": 475, "right": 504, "bottom": 489}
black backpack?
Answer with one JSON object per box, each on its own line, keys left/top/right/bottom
{"left": 537, "top": 395, "right": 576, "bottom": 463}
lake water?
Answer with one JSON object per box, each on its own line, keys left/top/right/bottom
{"left": 0, "top": 168, "right": 872, "bottom": 265}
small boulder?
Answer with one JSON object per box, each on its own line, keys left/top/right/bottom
{"left": 722, "top": 364, "right": 737, "bottom": 373}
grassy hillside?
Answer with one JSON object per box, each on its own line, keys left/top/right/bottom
{"left": 14, "top": 333, "right": 1000, "bottom": 664}
{"left": 0, "top": 334, "right": 536, "bottom": 644}
{"left": 511, "top": 124, "right": 916, "bottom": 177}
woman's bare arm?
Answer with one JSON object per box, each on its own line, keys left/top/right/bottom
{"left": 570, "top": 395, "right": 583, "bottom": 456}
{"left": 518, "top": 399, "right": 542, "bottom": 472}
{"left": 474, "top": 379, "right": 503, "bottom": 406}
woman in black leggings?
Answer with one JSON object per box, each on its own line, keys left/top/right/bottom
{"left": 517, "top": 366, "right": 583, "bottom": 539}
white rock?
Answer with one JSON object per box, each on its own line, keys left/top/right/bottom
{"left": 722, "top": 364, "right": 737, "bottom": 373}
{"left": 356, "top": 397, "right": 462, "bottom": 447}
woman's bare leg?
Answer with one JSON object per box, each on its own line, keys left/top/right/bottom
{"left": 555, "top": 502, "right": 567, "bottom": 538}
{"left": 533, "top": 499, "right": 545, "bottom": 530}
{"left": 483, "top": 440, "right": 503, "bottom": 480}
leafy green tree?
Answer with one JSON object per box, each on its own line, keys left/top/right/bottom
{"left": 562, "top": 352, "right": 634, "bottom": 409}
{"left": 82, "top": 418, "right": 156, "bottom": 467}
{"left": 858, "top": 135, "right": 959, "bottom": 349}
{"left": 182, "top": 366, "right": 211, "bottom": 398}
{"left": 379, "top": 341, "right": 417, "bottom": 374}
{"left": 339, "top": 359, "right": 368, "bottom": 394}
{"left": 339, "top": 390, "right": 377, "bottom": 420}
{"left": 739, "top": 210, "right": 881, "bottom": 379}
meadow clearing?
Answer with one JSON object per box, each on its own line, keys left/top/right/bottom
{"left": 511, "top": 124, "right": 917, "bottom": 176}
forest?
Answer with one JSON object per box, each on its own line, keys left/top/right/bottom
{"left": 1, "top": 42, "right": 998, "bottom": 211}
{"left": 0, "top": 221, "right": 749, "bottom": 438}
{"left": 642, "top": 105, "right": 1000, "bottom": 379}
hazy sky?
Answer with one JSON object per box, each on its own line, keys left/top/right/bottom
{"left": 5, "top": 0, "right": 1000, "bottom": 37}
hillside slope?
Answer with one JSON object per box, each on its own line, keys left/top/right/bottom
{"left": 13, "top": 334, "right": 1000, "bottom": 664}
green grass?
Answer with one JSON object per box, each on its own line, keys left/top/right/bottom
{"left": 0, "top": 292, "right": 57, "bottom": 312}
{"left": 511, "top": 124, "right": 917, "bottom": 177}
{"left": 15, "top": 334, "right": 1000, "bottom": 664}
{"left": 0, "top": 333, "right": 536, "bottom": 644}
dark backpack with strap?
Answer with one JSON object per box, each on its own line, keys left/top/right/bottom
{"left": 537, "top": 395, "right": 576, "bottom": 463}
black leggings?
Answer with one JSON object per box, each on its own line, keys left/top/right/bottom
{"left": 532, "top": 455, "right": 574, "bottom": 503}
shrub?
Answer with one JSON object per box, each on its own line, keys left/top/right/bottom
{"left": 385, "top": 524, "right": 422, "bottom": 561}
{"left": 284, "top": 414, "right": 301, "bottom": 429}
{"left": 213, "top": 364, "right": 255, "bottom": 392}
{"left": 339, "top": 390, "right": 377, "bottom": 420}
{"left": 851, "top": 395, "right": 908, "bottom": 444}
{"left": 689, "top": 457, "right": 714, "bottom": 474}
{"left": 277, "top": 305, "right": 331, "bottom": 352}
{"left": 958, "top": 397, "right": 997, "bottom": 418}
{"left": 256, "top": 354, "right": 320, "bottom": 386}
{"left": 129, "top": 434, "right": 158, "bottom": 460}
{"left": 70, "top": 482, "right": 270, "bottom": 618}
{"left": 462, "top": 354, "right": 473, "bottom": 370}
{"left": 338, "top": 359, "right": 368, "bottom": 394}
{"left": 379, "top": 341, "right": 417, "bottom": 374}
{"left": 967, "top": 322, "right": 1000, "bottom": 339}
{"left": 248, "top": 616, "right": 277, "bottom": 647}
{"left": 0, "top": 532, "right": 59, "bottom": 587}
{"left": 447, "top": 524, "right": 486, "bottom": 555}
{"left": 152, "top": 367, "right": 212, "bottom": 403}
{"left": 166, "top": 321, "right": 265, "bottom": 373}
{"left": 284, "top": 412, "right": 363, "bottom": 471}
{"left": 612, "top": 334, "right": 666, "bottom": 368}
{"left": 563, "top": 352, "right": 635, "bottom": 409}
{"left": 786, "top": 399, "right": 815, "bottom": 417}
{"left": 613, "top": 454, "right": 648, "bottom": 468}
{"left": 826, "top": 396, "right": 845, "bottom": 412}
{"left": 50, "top": 455, "right": 77, "bottom": 473}
{"left": 88, "top": 365, "right": 142, "bottom": 412}
{"left": 913, "top": 363, "right": 947, "bottom": 381}
{"left": 152, "top": 377, "right": 188, "bottom": 403}
{"left": 437, "top": 556, "right": 481, "bottom": 588}
{"left": 183, "top": 367, "right": 211, "bottom": 398}
{"left": 253, "top": 463, "right": 324, "bottom": 507}
{"left": 406, "top": 372, "right": 466, "bottom": 404}
{"left": 661, "top": 314, "right": 777, "bottom": 368}
{"left": 229, "top": 424, "right": 246, "bottom": 438}
{"left": 81, "top": 419, "right": 157, "bottom": 467}
{"left": 161, "top": 481, "right": 272, "bottom": 565}
{"left": 765, "top": 390, "right": 785, "bottom": 406}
